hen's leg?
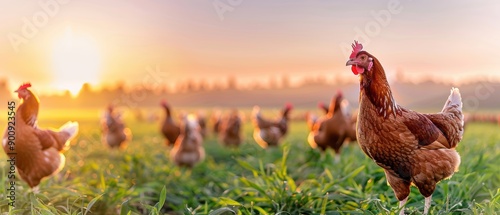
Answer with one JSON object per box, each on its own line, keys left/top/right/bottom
{"left": 31, "top": 186, "right": 40, "bottom": 194}
{"left": 334, "top": 153, "right": 340, "bottom": 163}
{"left": 332, "top": 146, "right": 341, "bottom": 163}
{"left": 424, "top": 195, "right": 432, "bottom": 215}
{"left": 384, "top": 170, "right": 411, "bottom": 215}
{"left": 415, "top": 180, "right": 436, "bottom": 215}
{"left": 398, "top": 196, "right": 408, "bottom": 215}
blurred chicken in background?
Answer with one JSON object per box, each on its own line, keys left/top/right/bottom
{"left": 307, "top": 91, "right": 351, "bottom": 162}
{"left": 160, "top": 100, "right": 180, "bottom": 146}
{"left": 252, "top": 103, "right": 293, "bottom": 148}
{"left": 101, "top": 104, "right": 132, "bottom": 149}
{"left": 211, "top": 110, "right": 222, "bottom": 135}
{"left": 218, "top": 110, "right": 243, "bottom": 147}
{"left": 170, "top": 114, "right": 205, "bottom": 168}
{"left": 197, "top": 111, "right": 207, "bottom": 139}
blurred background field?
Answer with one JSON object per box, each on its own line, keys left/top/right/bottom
{"left": 2, "top": 78, "right": 500, "bottom": 110}
{"left": 0, "top": 107, "right": 498, "bottom": 214}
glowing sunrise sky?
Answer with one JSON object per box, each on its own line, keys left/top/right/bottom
{"left": 0, "top": 0, "right": 499, "bottom": 94}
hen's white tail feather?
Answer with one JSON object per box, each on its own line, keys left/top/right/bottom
{"left": 442, "top": 87, "right": 462, "bottom": 113}
{"left": 252, "top": 105, "right": 261, "bottom": 118}
{"left": 307, "top": 113, "right": 318, "bottom": 124}
{"left": 340, "top": 99, "right": 350, "bottom": 113}
{"left": 59, "top": 121, "right": 79, "bottom": 140}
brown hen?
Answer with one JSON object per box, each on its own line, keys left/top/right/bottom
{"left": 218, "top": 110, "right": 243, "bottom": 147}
{"left": 346, "top": 41, "right": 463, "bottom": 215}
{"left": 101, "top": 105, "right": 131, "bottom": 149}
{"left": 307, "top": 91, "right": 350, "bottom": 162}
{"left": 170, "top": 114, "right": 205, "bottom": 168}
{"left": 313, "top": 96, "right": 357, "bottom": 144}
{"left": 252, "top": 103, "right": 292, "bottom": 148}
{"left": 2, "top": 83, "right": 79, "bottom": 188}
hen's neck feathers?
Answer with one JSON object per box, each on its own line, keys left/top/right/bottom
{"left": 328, "top": 96, "right": 342, "bottom": 116}
{"left": 24, "top": 90, "right": 39, "bottom": 104}
{"left": 19, "top": 90, "right": 39, "bottom": 112}
{"left": 281, "top": 108, "right": 291, "bottom": 120}
{"left": 164, "top": 106, "right": 172, "bottom": 117}
{"left": 328, "top": 98, "right": 335, "bottom": 115}
{"left": 360, "top": 54, "right": 401, "bottom": 118}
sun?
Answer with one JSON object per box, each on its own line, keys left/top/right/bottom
{"left": 51, "top": 27, "right": 101, "bottom": 96}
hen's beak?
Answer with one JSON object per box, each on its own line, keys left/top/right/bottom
{"left": 14, "top": 89, "right": 19, "bottom": 93}
{"left": 345, "top": 59, "right": 357, "bottom": 66}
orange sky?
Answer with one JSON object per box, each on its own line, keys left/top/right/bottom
{"left": 1, "top": 1, "right": 499, "bottom": 95}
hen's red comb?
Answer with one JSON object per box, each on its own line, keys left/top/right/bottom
{"left": 349, "top": 40, "right": 363, "bottom": 59}
{"left": 285, "top": 103, "right": 293, "bottom": 109}
{"left": 17, "top": 82, "right": 31, "bottom": 91}
{"left": 160, "top": 99, "right": 168, "bottom": 106}
{"left": 336, "top": 90, "right": 343, "bottom": 97}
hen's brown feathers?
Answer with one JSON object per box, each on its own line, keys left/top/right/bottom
{"left": 358, "top": 94, "right": 461, "bottom": 185}
{"left": 423, "top": 108, "right": 463, "bottom": 149}
{"left": 218, "top": 111, "right": 242, "bottom": 147}
{"left": 3, "top": 110, "right": 78, "bottom": 188}
{"left": 36, "top": 128, "right": 72, "bottom": 151}
{"left": 401, "top": 109, "right": 441, "bottom": 147}
{"left": 358, "top": 52, "right": 401, "bottom": 119}
{"left": 18, "top": 90, "right": 39, "bottom": 127}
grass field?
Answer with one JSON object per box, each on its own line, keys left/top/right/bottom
{"left": 0, "top": 109, "right": 499, "bottom": 214}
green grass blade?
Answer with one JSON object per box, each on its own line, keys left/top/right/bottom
{"left": 209, "top": 207, "right": 237, "bottom": 215}
{"left": 157, "top": 185, "right": 167, "bottom": 211}
{"left": 84, "top": 193, "right": 104, "bottom": 215}
{"left": 218, "top": 197, "right": 242, "bottom": 206}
